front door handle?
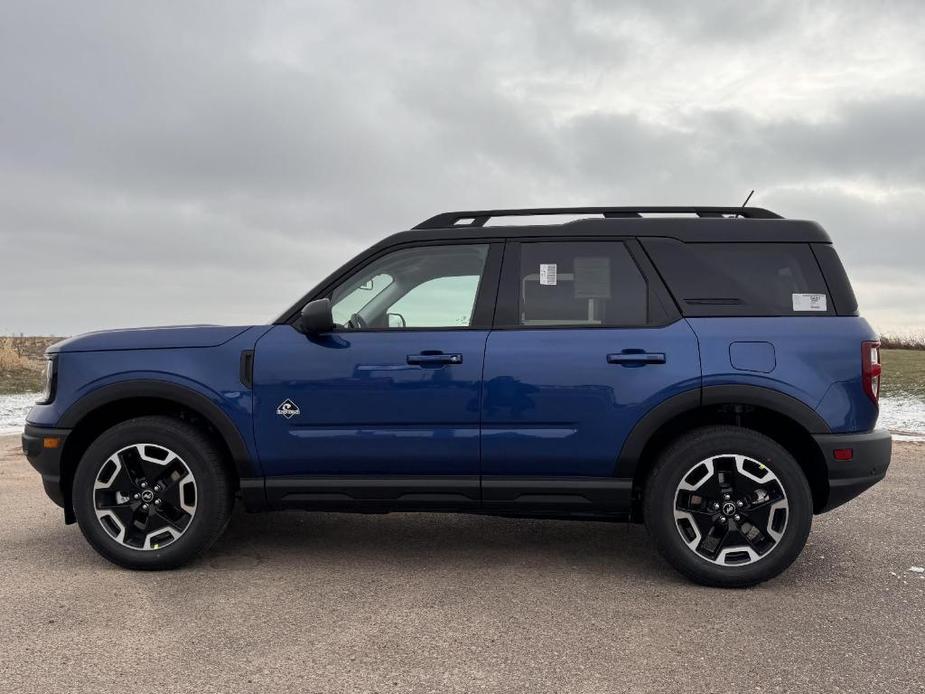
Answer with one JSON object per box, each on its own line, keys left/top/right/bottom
{"left": 607, "top": 352, "right": 666, "bottom": 365}
{"left": 407, "top": 353, "right": 463, "bottom": 366}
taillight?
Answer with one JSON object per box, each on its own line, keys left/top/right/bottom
{"left": 861, "top": 340, "right": 882, "bottom": 404}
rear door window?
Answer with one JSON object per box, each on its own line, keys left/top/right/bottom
{"left": 641, "top": 239, "right": 833, "bottom": 316}
{"left": 512, "top": 241, "right": 649, "bottom": 327}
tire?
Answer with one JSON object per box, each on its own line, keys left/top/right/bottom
{"left": 643, "top": 426, "right": 813, "bottom": 588}
{"left": 72, "top": 416, "right": 234, "bottom": 570}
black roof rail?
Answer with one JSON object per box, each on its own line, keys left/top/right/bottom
{"left": 413, "top": 206, "right": 783, "bottom": 229}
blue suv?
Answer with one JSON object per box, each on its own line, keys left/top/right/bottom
{"left": 22, "top": 206, "right": 892, "bottom": 586}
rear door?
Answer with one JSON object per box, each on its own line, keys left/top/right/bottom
{"left": 481, "top": 238, "right": 700, "bottom": 502}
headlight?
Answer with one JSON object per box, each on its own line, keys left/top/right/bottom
{"left": 36, "top": 356, "right": 56, "bottom": 404}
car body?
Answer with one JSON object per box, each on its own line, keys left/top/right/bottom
{"left": 22, "top": 206, "right": 892, "bottom": 585}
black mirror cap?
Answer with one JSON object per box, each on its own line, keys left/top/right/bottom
{"left": 297, "top": 298, "right": 334, "bottom": 334}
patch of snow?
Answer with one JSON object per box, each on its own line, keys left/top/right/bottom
{"left": 0, "top": 392, "right": 41, "bottom": 435}
{"left": 879, "top": 396, "right": 925, "bottom": 441}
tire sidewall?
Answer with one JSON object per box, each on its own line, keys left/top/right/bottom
{"left": 73, "top": 417, "right": 230, "bottom": 570}
{"left": 645, "top": 427, "right": 813, "bottom": 587}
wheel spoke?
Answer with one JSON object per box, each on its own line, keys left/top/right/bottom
{"left": 106, "top": 503, "right": 137, "bottom": 530}
{"left": 122, "top": 445, "right": 152, "bottom": 484}
{"left": 95, "top": 493, "right": 133, "bottom": 510}
{"left": 714, "top": 456, "right": 739, "bottom": 506}
{"left": 696, "top": 520, "right": 731, "bottom": 558}
{"left": 150, "top": 458, "right": 186, "bottom": 493}
{"left": 675, "top": 490, "right": 716, "bottom": 515}
{"left": 143, "top": 507, "right": 174, "bottom": 533}
{"left": 158, "top": 482, "right": 183, "bottom": 509}
{"left": 94, "top": 460, "right": 140, "bottom": 510}
{"left": 692, "top": 511, "right": 722, "bottom": 541}
{"left": 137, "top": 445, "right": 178, "bottom": 482}
{"left": 152, "top": 508, "right": 186, "bottom": 533}
{"left": 109, "top": 463, "right": 137, "bottom": 493}
{"left": 742, "top": 501, "right": 773, "bottom": 532}
{"left": 738, "top": 518, "right": 772, "bottom": 553}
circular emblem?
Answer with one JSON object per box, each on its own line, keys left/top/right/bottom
{"left": 141, "top": 490, "right": 155, "bottom": 502}
{"left": 722, "top": 502, "right": 736, "bottom": 516}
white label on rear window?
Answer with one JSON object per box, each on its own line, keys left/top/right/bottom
{"left": 792, "top": 293, "right": 827, "bottom": 311}
{"left": 539, "top": 263, "right": 558, "bottom": 286}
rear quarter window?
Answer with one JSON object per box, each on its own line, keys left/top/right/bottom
{"left": 642, "top": 238, "right": 834, "bottom": 317}
{"left": 811, "top": 244, "right": 859, "bottom": 315}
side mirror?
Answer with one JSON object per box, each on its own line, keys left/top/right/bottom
{"left": 297, "top": 298, "right": 334, "bottom": 335}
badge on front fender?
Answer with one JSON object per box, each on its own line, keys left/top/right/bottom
{"left": 276, "top": 399, "right": 300, "bottom": 419}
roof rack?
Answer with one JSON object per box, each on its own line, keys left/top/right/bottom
{"left": 414, "top": 206, "right": 783, "bottom": 229}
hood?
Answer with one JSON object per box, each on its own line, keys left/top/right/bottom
{"left": 46, "top": 325, "right": 255, "bottom": 354}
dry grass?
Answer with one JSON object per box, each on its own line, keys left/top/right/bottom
{"left": 880, "top": 332, "right": 925, "bottom": 351}
{"left": 0, "top": 338, "right": 41, "bottom": 372}
{"left": 0, "top": 337, "right": 57, "bottom": 394}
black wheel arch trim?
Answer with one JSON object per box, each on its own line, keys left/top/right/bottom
{"left": 617, "top": 384, "right": 830, "bottom": 479}
{"left": 616, "top": 388, "right": 700, "bottom": 479}
{"left": 58, "top": 380, "right": 257, "bottom": 478}
{"left": 701, "top": 384, "right": 830, "bottom": 433}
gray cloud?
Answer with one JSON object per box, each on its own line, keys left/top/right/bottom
{"left": 1, "top": 0, "right": 924, "bottom": 335}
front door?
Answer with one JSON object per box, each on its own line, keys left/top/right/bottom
{"left": 253, "top": 242, "right": 499, "bottom": 482}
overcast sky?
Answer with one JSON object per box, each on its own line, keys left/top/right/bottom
{"left": 2, "top": 1, "right": 924, "bottom": 336}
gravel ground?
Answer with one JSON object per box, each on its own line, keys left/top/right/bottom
{"left": 0, "top": 434, "right": 922, "bottom": 694}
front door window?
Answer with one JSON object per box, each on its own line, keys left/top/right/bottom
{"left": 330, "top": 244, "right": 489, "bottom": 329}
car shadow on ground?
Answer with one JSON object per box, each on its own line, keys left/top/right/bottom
{"left": 205, "top": 505, "right": 688, "bottom": 582}
{"left": 206, "top": 505, "right": 845, "bottom": 589}
{"left": 10, "top": 499, "right": 833, "bottom": 589}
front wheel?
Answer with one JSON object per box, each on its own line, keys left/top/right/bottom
{"left": 644, "top": 426, "right": 813, "bottom": 588}
{"left": 72, "top": 416, "right": 234, "bottom": 570}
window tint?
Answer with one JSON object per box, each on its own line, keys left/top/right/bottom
{"left": 642, "top": 239, "right": 831, "bottom": 316}
{"left": 388, "top": 275, "right": 482, "bottom": 327}
{"left": 812, "top": 244, "right": 858, "bottom": 315}
{"left": 330, "top": 244, "right": 488, "bottom": 329}
{"left": 515, "top": 241, "right": 648, "bottom": 327}
{"left": 331, "top": 273, "right": 393, "bottom": 326}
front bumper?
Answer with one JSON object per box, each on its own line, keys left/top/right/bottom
{"left": 22, "top": 424, "right": 72, "bottom": 511}
{"left": 813, "top": 428, "right": 892, "bottom": 512}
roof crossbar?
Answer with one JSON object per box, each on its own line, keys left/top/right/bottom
{"left": 414, "top": 206, "right": 783, "bottom": 229}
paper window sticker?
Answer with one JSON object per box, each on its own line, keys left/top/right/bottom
{"left": 792, "top": 293, "right": 827, "bottom": 311}
{"left": 539, "top": 263, "right": 558, "bottom": 286}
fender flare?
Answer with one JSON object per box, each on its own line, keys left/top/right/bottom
{"left": 701, "top": 384, "right": 830, "bottom": 433}
{"left": 59, "top": 379, "right": 257, "bottom": 478}
{"left": 616, "top": 385, "right": 830, "bottom": 480}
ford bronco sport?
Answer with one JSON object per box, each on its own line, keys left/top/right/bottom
{"left": 23, "top": 206, "right": 892, "bottom": 586}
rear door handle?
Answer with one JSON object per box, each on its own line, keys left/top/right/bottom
{"left": 607, "top": 352, "right": 666, "bottom": 365}
{"left": 407, "top": 353, "right": 463, "bottom": 366}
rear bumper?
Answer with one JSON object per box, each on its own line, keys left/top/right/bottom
{"left": 22, "top": 424, "right": 72, "bottom": 510}
{"left": 813, "top": 428, "right": 892, "bottom": 512}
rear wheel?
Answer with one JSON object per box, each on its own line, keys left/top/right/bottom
{"left": 73, "top": 416, "right": 234, "bottom": 569}
{"left": 644, "top": 426, "right": 813, "bottom": 587}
